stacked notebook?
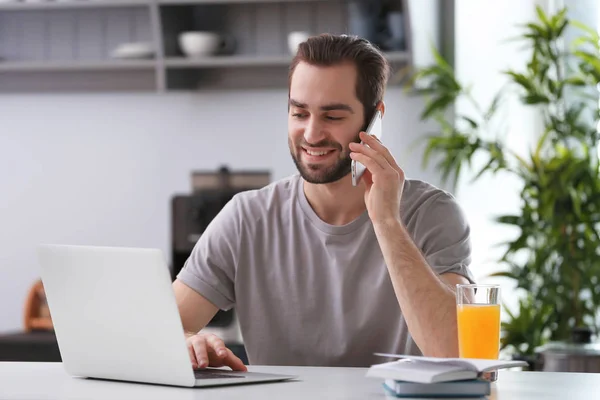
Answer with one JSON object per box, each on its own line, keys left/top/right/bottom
{"left": 366, "top": 354, "right": 528, "bottom": 398}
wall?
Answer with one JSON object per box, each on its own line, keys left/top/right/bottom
{"left": 1, "top": 0, "right": 574, "bottom": 336}
{"left": 0, "top": 87, "right": 439, "bottom": 333}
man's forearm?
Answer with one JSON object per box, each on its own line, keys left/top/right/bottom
{"left": 374, "top": 219, "right": 459, "bottom": 357}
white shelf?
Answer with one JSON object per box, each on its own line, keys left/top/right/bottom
{"left": 158, "top": 0, "right": 325, "bottom": 5}
{"left": 0, "top": 60, "right": 157, "bottom": 72}
{"left": 0, "top": 1, "right": 151, "bottom": 11}
{"left": 386, "top": 51, "right": 410, "bottom": 63}
{"left": 0, "top": 0, "right": 416, "bottom": 92}
{"left": 0, "top": 0, "right": 332, "bottom": 10}
{"left": 165, "top": 51, "right": 409, "bottom": 69}
{"left": 165, "top": 55, "right": 292, "bottom": 68}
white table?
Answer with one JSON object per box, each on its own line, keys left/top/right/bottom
{"left": 1, "top": 362, "right": 600, "bottom": 399}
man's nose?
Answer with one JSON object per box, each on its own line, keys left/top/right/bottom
{"left": 303, "top": 118, "right": 326, "bottom": 145}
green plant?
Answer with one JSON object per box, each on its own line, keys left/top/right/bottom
{"left": 409, "top": 6, "right": 600, "bottom": 355}
{"left": 500, "top": 293, "right": 554, "bottom": 356}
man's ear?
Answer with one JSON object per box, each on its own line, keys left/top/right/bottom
{"left": 376, "top": 101, "right": 386, "bottom": 118}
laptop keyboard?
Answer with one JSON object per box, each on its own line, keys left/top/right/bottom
{"left": 194, "top": 370, "right": 245, "bottom": 379}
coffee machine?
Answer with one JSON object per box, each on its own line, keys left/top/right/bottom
{"left": 170, "top": 166, "right": 271, "bottom": 362}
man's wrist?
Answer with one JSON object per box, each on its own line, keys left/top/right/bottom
{"left": 372, "top": 216, "right": 403, "bottom": 232}
{"left": 184, "top": 330, "right": 199, "bottom": 339}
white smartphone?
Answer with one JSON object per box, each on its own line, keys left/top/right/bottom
{"left": 351, "top": 110, "right": 383, "bottom": 186}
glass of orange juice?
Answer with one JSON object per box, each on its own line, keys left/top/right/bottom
{"left": 456, "top": 284, "right": 501, "bottom": 381}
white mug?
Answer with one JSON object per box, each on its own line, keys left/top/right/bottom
{"left": 179, "top": 31, "right": 235, "bottom": 57}
{"left": 287, "top": 31, "right": 311, "bottom": 55}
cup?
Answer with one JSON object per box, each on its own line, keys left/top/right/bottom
{"left": 178, "top": 31, "right": 236, "bottom": 57}
{"left": 456, "top": 284, "right": 501, "bottom": 381}
{"left": 287, "top": 31, "right": 310, "bottom": 55}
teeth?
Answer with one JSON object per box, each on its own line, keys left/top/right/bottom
{"left": 306, "top": 150, "right": 330, "bottom": 156}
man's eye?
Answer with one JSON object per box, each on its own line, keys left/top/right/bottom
{"left": 292, "top": 113, "right": 307, "bottom": 118}
{"left": 326, "top": 116, "right": 343, "bottom": 121}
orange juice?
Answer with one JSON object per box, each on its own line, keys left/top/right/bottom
{"left": 457, "top": 304, "right": 501, "bottom": 359}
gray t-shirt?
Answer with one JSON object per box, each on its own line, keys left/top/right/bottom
{"left": 177, "top": 174, "right": 474, "bottom": 367}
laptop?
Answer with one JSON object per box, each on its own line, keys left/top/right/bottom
{"left": 37, "top": 244, "right": 296, "bottom": 388}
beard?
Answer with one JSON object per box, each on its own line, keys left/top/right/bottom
{"left": 289, "top": 134, "right": 361, "bottom": 184}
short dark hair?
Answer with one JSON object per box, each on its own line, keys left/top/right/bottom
{"left": 288, "top": 33, "right": 390, "bottom": 126}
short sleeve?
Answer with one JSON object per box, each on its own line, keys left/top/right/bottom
{"left": 176, "top": 195, "right": 241, "bottom": 311}
{"left": 411, "top": 192, "right": 475, "bottom": 283}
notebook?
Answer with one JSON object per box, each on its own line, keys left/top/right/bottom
{"left": 383, "top": 378, "right": 490, "bottom": 398}
{"left": 366, "top": 354, "right": 527, "bottom": 384}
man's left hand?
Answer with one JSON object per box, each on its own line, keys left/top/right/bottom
{"left": 349, "top": 131, "right": 405, "bottom": 225}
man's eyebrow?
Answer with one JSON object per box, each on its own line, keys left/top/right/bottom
{"left": 320, "top": 103, "right": 354, "bottom": 113}
{"left": 289, "top": 99, "right": 354, "bottom": 113}
{"left": 289, "top": 99, "right": 307, "bottom": 108}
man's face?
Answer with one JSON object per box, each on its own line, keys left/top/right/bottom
{"left": 288, "top": 62, "right": 365, "bottom": 184}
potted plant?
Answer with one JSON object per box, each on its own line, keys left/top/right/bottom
{"left": 406, "top": 6, "right": 600, "bottom": 367}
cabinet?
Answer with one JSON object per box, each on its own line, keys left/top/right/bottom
{"left": 0, "top": 0, "right": 432, "bottom": 93}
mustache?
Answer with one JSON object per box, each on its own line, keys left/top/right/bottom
{"left": 299, "top": 139, "right": 343, "bottom": 150}
{"left": 294, "top": 132, "right": 361, "bottom": 151}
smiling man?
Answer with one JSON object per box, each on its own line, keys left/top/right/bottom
{"left": 172, "top": 34, "right": 475, "bottom": 371}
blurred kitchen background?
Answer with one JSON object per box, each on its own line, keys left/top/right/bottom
{"left": 1, "top": 0, "right": 600, "bottom": 373}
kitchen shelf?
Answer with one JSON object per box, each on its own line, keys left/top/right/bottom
{"left": 0, "top": 0, "right": 335, "bottom": 11}
{"left": 0, "top": 0, "right": 151, "bottom": 11}
{"left": 0, "top": 59, "right": 156, "bottom": 72}
{"left": 158, "top": 0, "right": 325, "bottom": 4}
{"left": 165, "top": 55, "right": 290, "bottom": 68}
{"left": 0, "top": 0, "right": 426, "bottom": 93}
{"left": 165, "top": 51, "right": 409, "bottom": 69}
{"left": 0, "top": 69, "right": 157, "bottom": 93}
{"left": 385, "top": 51, "right": 411, "bottom": 63}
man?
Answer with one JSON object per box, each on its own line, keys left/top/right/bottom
{"left": 172, "top": 34, "right": 474, "bottom": 372}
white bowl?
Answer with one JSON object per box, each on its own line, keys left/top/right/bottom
{"left": 111, "top": 42, "right": 155, "bottom": 60}
{"left": 179, "top": 32, "right": 224, "bottom": 57}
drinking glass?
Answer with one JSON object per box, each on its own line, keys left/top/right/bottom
{"left": 456, "top": 284, "right": 501, "bottom": 381}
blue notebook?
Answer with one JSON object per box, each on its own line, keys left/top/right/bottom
{"left": 382, "top": 378, "right": 490, "bottom": 398}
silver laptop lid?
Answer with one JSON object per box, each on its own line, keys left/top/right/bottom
{"left": 38, "top": 244, "right": 196, "bottom": 387}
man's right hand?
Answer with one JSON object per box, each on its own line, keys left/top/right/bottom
{"left": 185, "top": 332, "right": 248, "bottom": 372}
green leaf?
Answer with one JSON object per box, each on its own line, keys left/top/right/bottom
{"left": 564, "top": 76, "right": 587, "bottom": 86}
{"left": 523, "top": 94, "right": 550, "bottom": 104}
{"left": 571, "top": 20, "right": 600, "bottom": 41}
{"left": 574, "top": 50, "right": 600, "bottom": 72}
{"left": 471, "top": 158, "right": 495, "bottom": 182}
{"left": 430, "top": 41, "right": 453, "bottom": 73}
{"left": 535, "top": 5, "right": 550, "bottom": 27}
{"left": 421, "top": 138, "right": 440, "bottom": 169}
{"left": 526, "top": 22, "right": 548, "bottom": 39}
{"left": 569, "top": 187, "right": 583, "bottom": 217}
{"left": 535, "top": 127, "right": 552, "bottom": 159}
{"left": 509, "top": 150, "right": 532, "bottom": 172}
{"left": 421, "top": 95, "right": 455, "bottom": 120}
{"left": 539, "top": 63, "right": 550, "bottom": 83}
{"left": 496, "top": 215, "right": 522, "bottom": 225}
{"left": 452, "top": 161, "right": 463, "bottom": 191}
{"left": 485, "top": 89, "right": 505, "bottom": 121}
{"left": 550, "top": 8, "right": 568, "bottom": 33}
{"left": 505, "top": 71, "right": 535, "bottom": 91}
{"left": 555, "top": 19, "right": 569, "bottom": 38}
{"left": 488, "top": 271, "right": 519, "bottom": 280}
{"left": 460, "top": 115, "right": 478, "bottom": 129}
